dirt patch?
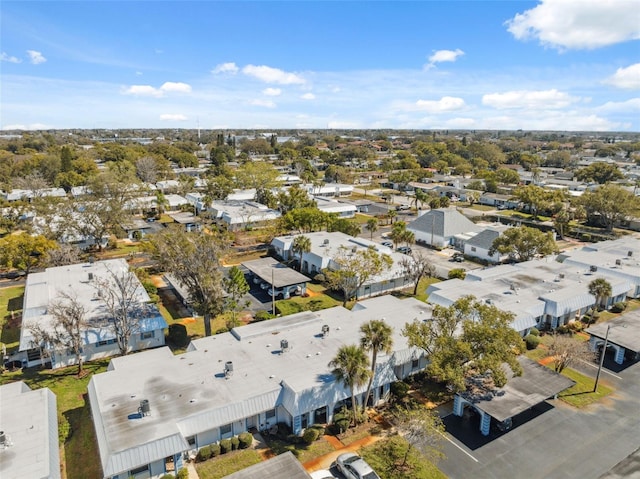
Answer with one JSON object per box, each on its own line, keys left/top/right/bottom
{"left": 539, "top": 356, "right": 555, "bottom": 366}
{"left": 150, "top": 274, "right": 167, "bottom": 288}
{"left": 304, "top": 289, "right": 321, "bottom": 298}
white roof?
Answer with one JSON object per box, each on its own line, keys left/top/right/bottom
{"left": 0, "top": 381, "right": 60, "bottom": 479}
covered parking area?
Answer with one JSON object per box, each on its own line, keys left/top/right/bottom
{"left": 243, "top": 257, "right": 311, "bottom": 299}
{"left": 452, "top": 357, "right": 575, "bottom": 436}
{"left": 586, "top": 309, "right": 640, "bottom": 365}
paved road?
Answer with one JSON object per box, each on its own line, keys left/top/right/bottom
{"left": 437, "top": 355, "right": 640, "bottom": 479}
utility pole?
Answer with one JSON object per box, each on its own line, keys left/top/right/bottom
{"left": 593, "top": 324, "right": 610, "bottom": 392}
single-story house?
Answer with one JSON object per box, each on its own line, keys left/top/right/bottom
{"left": 303, "top": 183, "right": 353, "bottom": 197}
{"left": 167, "top": 211, "right": 202, "bottom": 232}
{"left": 242, "top": 257, "right": 310, "bottom": 299}
{"left": 210, "top": 200, "right": 281, "bottom": 231}
{"left": 586, "top": 309, "right": 640, "bottom": 365}
{"left": 478, "top": 193, "right": 519, "bottom": 209}
{"left": 408, "top": 207, "right": 482, "bottom": 249}
{"left": 88, "top": 295, "right": 431, "bottom": 479}
{"left": 0, "top": 381, "right": 60, "bottom": 479}
{"left": 315, "top": 197, "right": 357, "bottom": 218}
{"left": 461, "top": 225, "right": 511, "bottom": 263}
{"left": 17, "top": 259, "right": 167, "bottom": 369}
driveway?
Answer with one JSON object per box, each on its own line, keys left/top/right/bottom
{"left": 437, "top": 358, "right": 640, "bottom": 479}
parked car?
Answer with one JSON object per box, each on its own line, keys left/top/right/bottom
{"left": 381, "top": 241, "right": 394, "bottom": 248}
{"left": 396, "top": 246, "right": 412, "bottom": 254}
{"left": 268, "top": 285, "right": 302, "bottom": 299}
{"left": 310, "top": 470, "right": 336, "bottom": 479}
{"left": 395, "top": 204, "right": 410, "bottom": 211}
{"left": 260, "top": 282, "right": 271, "bottom": 290}
{"left": 450, "top": 253, "right": 464, "bottom": 262}
{"left": 336, "top": 453, "right": 381, "bottom": 479}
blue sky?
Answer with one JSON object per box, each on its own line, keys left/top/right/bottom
{"left": 1, "top": 0, "right": 639, "bottom": 131}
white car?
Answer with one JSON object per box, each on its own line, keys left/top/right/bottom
{"left": 335, "top": 452, "right": 381, "bottom": 479}
{"left": 310, "top": 470, "right": 336, "bottom": 479}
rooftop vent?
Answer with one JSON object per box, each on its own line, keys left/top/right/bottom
{"left": 224, "top": 361, "right": 234, "bottom": 379}
{"left": 559, "top": 273, "right": 565, "bottom": 279}
{"left": 88, "top": 272, "right": 94, "bottom": 281}
{"left": 628, "top": 251, "right": 633, "bottom": 257}
{"left": 615, "top": 259, "right": 622, "bottom": 266}
{"left": 590, "top": 265, "right": 598, "bottom": 272}
{"left": 351, "top": 246, "right": 357, "bottom": 253}
{"left": 280, "top": 339, "right": 289, "bottom": 353}
{"left": 0, "top": 430, "right": 12, "bottom": 449}
{"left": 321, "top": 324, "right": 330, "bottom": 337}
{"left": 138, "top": 399, "right": 151, "bottom": 417}
{"left": 323, "top": 239, "right": 330, "bottom": 245}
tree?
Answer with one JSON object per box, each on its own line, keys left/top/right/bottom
{"left": 45, "top": 243, "right": 82, "bottom": 267}
{"left": 324, "top": 246, "right": 393, "bottom": 307}
{"left": 291, "top": 235, "right": 312, "bottom": 271}
{"left": 328, "top": 345, "right": 371, "bottom": 426}
{"left": 588, "top": 278, "right": 612, "bottom": 311}
{"left": 144, "top": 227, "right": 229, "bottom": 337}
{"left": 403, "top": 296, "right": 524, "bottom": 392}
{"left": 234, "top": 161, "right": 279, "bottom": 191}
{"left": 579, "top": 184, "right": 639, "bottom": 232}
{"left": 575, "top": 162, "right": 623, "bottom": 184}
{"left": 553, "top": 208, "right": 571, "bottom": 239}
{"left": 547, "top": 334, "right": 595, "bottom": 373}
{"left": 448, "top": 268, "right": 466, "bottom": 279}
{"left": 400, "top": 250, "right": 436, "bottom": 295}
{"left": 489, "top": 226, "right": 558, "bottom": 262}
{"left": 136, "top": 156, "right": 160, "bottom": 184}
{"left": 365, "top": 218, "right": 378, "bottom": 240}
{"left": 28, "top": 292, "right": 88, "bottom": 376}
{"left": 277, "top": 184, "right": 316, "bottom": 214}
{"left": 389, "top": 407, "right": 445, "bottom": 468}
{"left": 360, "top": 320, "right": 394, "bottom": 411}
{"left": 511, "top": 185, "right": 565, "bottom": 220}
{"left": 93, "top": 265, "right": 149, "bottom": 356}
{"left": 280, "top": 207, "right": 330, "bottom": 234}
{"left": 222, "top": 266, "right": 250, "bottom": 326}
{"left": 0, "top": 233, "right": 56, "bottom": 274}
{"left": 387, "top": 209, "right": 397, "bottom": 225}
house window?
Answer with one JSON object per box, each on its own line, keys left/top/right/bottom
{"left": 96, "top": 339, "right": 116, "bottom": 347}
{"left": 186, "top": 436, "right": 196, "bottom": 447}
{"left": 411, "top": 358, "right": 419, "bottom": 369}
{"left": 129, "top": 464, "right": 149, "bottom": 475}
{"left": 471, "top": 247, "right": 476, "bottom": 252}
{"left": 140, "top": 331, "right": 154, "bottom": 340}
{"left": 266, "top": 409, "right": 276, "bottom": 419}
{"left": 220, "top": 423, "right": 232, "bottom": 435}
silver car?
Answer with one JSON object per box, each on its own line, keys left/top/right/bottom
{"left": 335, "top": 453, "right": 381, "bottom": 479}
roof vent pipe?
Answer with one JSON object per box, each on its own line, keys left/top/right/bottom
{"left": 138, "top": 399, "right": 150, "bottom": 417}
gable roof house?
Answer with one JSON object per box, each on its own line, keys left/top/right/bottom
{"left": 17, "top": 258, "right": 167, "bottom": 369}
{"left": 0, "top": 381, "right": 60, "bottom": 479}
{"left": 462, "top": 226, "right": 511, "bottom": 263}
{"left": 88, "top": 295, "right": 431, "bottom": 479}
{"left": 407, "top": 207, "right": 482, "bottom": 249}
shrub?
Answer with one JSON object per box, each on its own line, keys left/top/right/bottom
{"left": 311, "top": 424, "right": 325, "bottom": 436}
{"left": 302, "top": 427, "right": 320, "bottom": 444}
{"left": 611, "top": 301, "right": 627, "bottom": 313}
{"left": 390, "top": 380, "right": 410, "bottom": 401}
{"left": 253, "top": 310, "right": 274, "bottom": 322}
{"left": 167, "top": 323, "right": 189, "bottom": 348}
{"left": 196, "top": 445, "right": 212, "bottom": 462}
{"left": 524, "top": 334, "right": 541, "bottom": 350}
{"left": 238, "top": 432, "right": 253, "bottom": 449}
{"left": 556, "top": 325, "right": 571, "bottom": 335}
{"left": 330, "top": 410, "right": 351, "bottom": 435}
{"left": 313, "top": 273, "right": 326, "bottom": 283}
{"left": 568, "top": 321, "right": 583, "bottom": 332}
{"left": 529, "top": 327, "right": 540, "bottom": 337}
{"left": 176, "top": 468, "right": 189, "bottom": 479}
{"left": 230, "top": 436, "right": 240, "bottom": 450}
{"left": 220, "top": 438, "right": 232, "bottom": 454}
{"left": 448, "top": 268, "right": 466, "bottom": 280}
{"left": 210, "top": 443, "right": 221, "bottom": 457}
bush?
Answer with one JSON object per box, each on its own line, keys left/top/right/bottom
{"left": 220, "top": 438, "right": 232, "bottom": 454}
{"left": 167, "top": 323, "right": 189, "bottom": 348}
{"left": 230, "top": 436, "right": 240, "bottom": 450}
{"left": 196, "top": 445, "right": 212, "bottom": 462}
{"left": 210, "top": 443, "right": 221, "bottom": 457}
{"left": 529, "top": 327, "right": 540, "bottom": 337}
{"left": 253, "top": 310, "right": 274, "bottom": 322}
{"left": 238, "top": 432, "right": 253, "bottom": 449}
{"left": 313, "top": 273, "right": 326, "bottom": 283}
{"left": 302, "top": 427, "right": 320, "bottom": 444}
{"left": 160, "top": 475, "right": 175, "bottom": 479}
{"left": 448, "top": 268, "right": 466, "bottom": 280}
{"left": 524, "top": 334, "right": 541, "bottom": 350}
{"left": 176, "top": 468, "right": 189, "bottom": 479}
{"left": 568, "top": 321, "right": 583, "bottom": 333}
{"left": 556, "top": 325, "right": 571, "bottom": 335}
{"left": 390, "top": 381, "right": 410, "bottom": 401}
{"left": 611, "top": 301, "right": 627, "bottom": 313}
{"left": 330, "top": 409, "right": 351, "bottom": 435}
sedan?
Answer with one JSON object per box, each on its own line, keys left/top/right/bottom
{"left": 336, "top": 452, "right": 381, "bottom": 479}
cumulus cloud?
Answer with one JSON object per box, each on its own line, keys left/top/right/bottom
{"left": 301, "top": 93, "right": 316, "bottom": 100}
{"left": 248, "top": 99, "right": 276, "bottom": 108}
{"left": 212, "top": 62, "right": 239, "bottom": 74}
{"left": 27, "top": 50, "right": 46, "bottom": 64}
{"left": 506, "top": 0, "right": 640, "bottom": 50}
{"left": 597, "top": 98, "right": 640, "bottom": 113}
{"left": 122, "top": 82, "right": 192, "bottom": 97}
{"left": 426, "top": 49, "right": 464, "bottom": 68}
{"left": 242, "top": 64, "right": 305, "bottom": 84}
{"left": 263, "top": 88, "right": 282, "bottom": 96}
{"left": 1, "top": 52, "right": 21, "bottom": 63}
{"left": 415, "top": 96, "right": 466, "bottom": 113}
{"left": 603, "top": 63, "right": 640, "bottom": 90}
{"left": 482, "top": 89, "right": 579, "bottom": 109}
{"left": 159, "top": 114, "right": 188, "bottom": 121}
{"left": 2, "top": 123, "right": 51, "bottom": 130}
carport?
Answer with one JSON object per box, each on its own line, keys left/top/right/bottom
{"left": 452, "top": 357, "right": 575, "bottom": 436}
{"left": 586, "top": 309, "right": 640, "bottom": 365}
{"left": 243, "top": 257, "right": 311, "bottom": 298}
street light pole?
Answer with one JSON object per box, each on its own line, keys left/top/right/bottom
{"left": 593, "top": 324, "right": 610, "bottom": 393}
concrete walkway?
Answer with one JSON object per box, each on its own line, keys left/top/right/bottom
{"left": 185, "top": 461, "right": 200, "bottom": 479}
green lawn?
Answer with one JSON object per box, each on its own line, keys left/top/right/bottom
{"left": 465, "top": 204, "right": 495, "bottom": 211}
{"left": 496, "top": 210, "right": 552, "bottom": 222}
{"left": 556, "top": 366, "right": 613, "bottom": 408}
{"left": 265, "top": 435, "right": 336, "bottom": 463}
{"left": 195, "top": 449, "right": 262, "bottom": 479}
{"left": 0, "top": 285, "right": 25, "bottom": 352}
{"left": 361, "top": 436, "right": 447, "bottom": 479}
{"left": 393, "top": 276, "right": 441, "bottom": 302}
{"left": 1, "top": 359, "right": 110, "bottom": 479}
{"left": 276, "top": 290, "right": 341, "bottom": 316}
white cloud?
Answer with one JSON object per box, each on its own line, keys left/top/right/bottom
{"left": 2, "top": 123, "right": 51, "bottom": 130}
{"left": 301, "top": 93, "right": 316, "bottom": 100}
{"left": 263, "top": 88, "right": 282, "bottom": 96}
{"left": 159, "top": 114, "right": 188, "bottom": 121}
{"left": 1, "top": 52, "right": 21, "bottom": 63}
{"left": 212, "top": 62, "right": 239, "bottom": 74}
{"left": 135, "top": 71, "right": 143, "bottom": 76}
{"left": 415, "top": 96, "right": 466, "bottom": 113}
{"left": 506, "top": 0, "right": 640, "bottom": 50}
{"left": 444, "top": 118, "right": 476, "bottom": 128}
{"left": 327, "top": 120, "right": 361, "bottom": 129}
{"left": 426, "top": 49, "right": 464, "bottom": 68}
{"left": 160, "top": 82, "right": 192, "bottom": 93}
{"left": 248, "top": 99, "right": 276, "bottom": 108}
{"left": 482, "top": 89, "right": 579, "bottom": 109}
{"left": 26, "top": 50, "right": 46, "bottom": 64}
{"left": 603, "top": 63, "right": 640, "bottom": 90}
{"left": 242, "top": 64, "right": 305, "bottom": 84}
{"left": 597, "top": 98, "right": 640, "bottom": 113}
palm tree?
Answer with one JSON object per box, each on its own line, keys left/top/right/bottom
{"left": 588, "top": 278, "right": 612, "bottom": 311}
{"left": 360, "top": 320, "right": 394, "bottom": 412}
{"left": 328, "top": 345, "right": 371, "bottom": 426}
{"left": 387, "top": 209, "right": 397, "bottom": 225}
{"left": 291, "top": 235, "right": 311, "bottom": 272}
{"left": 365, "top": 218, "right": 378, "bottom": 240}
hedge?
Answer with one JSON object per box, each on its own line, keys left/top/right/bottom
{"left": 238, "top": 432, "right": 253, "bottom": 449}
